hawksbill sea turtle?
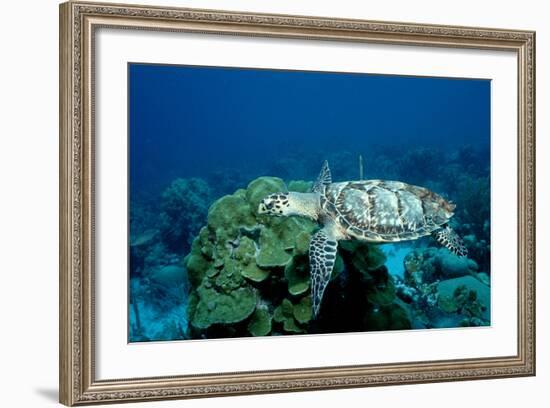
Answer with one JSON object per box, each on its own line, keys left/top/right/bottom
{"left": 258, "top": 160, "right": 468, "bottom": 317}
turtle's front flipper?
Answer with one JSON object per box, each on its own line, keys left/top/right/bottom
{"left": 312, "top": 160, "right": 332, "bottom": 193}
{"left": 309, "top": 229, "right": 338, "bottom": 317}
{"left": 433, "top": 226, "right": 468, "bottom": 257}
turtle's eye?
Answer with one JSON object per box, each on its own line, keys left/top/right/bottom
{"left": 265, "top": 201, "right": 274, "bottom": 210}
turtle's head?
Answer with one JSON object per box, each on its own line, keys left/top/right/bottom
{"left": 258, "top": 192, "right": 320, "bottom": 220}
{"left": 258, "top": 193, "right": 291, "bottom": 217}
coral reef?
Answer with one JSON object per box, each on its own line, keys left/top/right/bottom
{"left": 373, "top": 144, "right": 491, "bottom": 276}
{"left": 158, "top": 177, "right": 213, "bottom": 252}
{"left": 404, "top": 247, "right": 479, "bottom": 286}
{"left": 183, "top": 177, "right": 411, "bottom": 338}
{"left": 273, "top": 298, "right": 309, "bottom": 333}
{"left": 394, "top": 144, "right": 491, "bottom": 274}
{"left": 437, "top": 276, "right": 490, "bottom": 324}
{"left": 395, "top": 246, "right": 489, "bottom": 329}
{"left": 397, "top": 147, "right": 442, "bottom": 185}
{"left": 129, "top": 144, "right": 491, "bottom": 341}
{"left": 452, "top": 176, "right": 491, "bottom": 272}
{"left": 129, "top": 274, "right": 189, "bottom": 342}
{"left": 206, "top": 167, "right": 251, "bottom": 197}
{"left": 128, "top": 178, "right": 212, "bottom": 341}
{"left": 190, "top": 285, "right": 257, "bottom": 329}
{"left": 247, "top": 307, "right": 272, "bottom": 336}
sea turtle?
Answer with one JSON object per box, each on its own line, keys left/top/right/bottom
{"left": 258, "top": 160, "right": 467, "bottom": 317}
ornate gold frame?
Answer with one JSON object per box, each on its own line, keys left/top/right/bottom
{"left": 59, "top": 1, "right": 536, "bottom": 405}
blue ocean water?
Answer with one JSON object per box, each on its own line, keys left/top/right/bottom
{"left": 128, "top": 63, "right": 491, "bottom": 342}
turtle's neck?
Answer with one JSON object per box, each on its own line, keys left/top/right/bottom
{"left": 287, "top": 192, "right": 320, "bottom": 221}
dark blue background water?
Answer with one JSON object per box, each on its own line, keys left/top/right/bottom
{"left": 129, "top": 63, "right": 490, "bottom": 197}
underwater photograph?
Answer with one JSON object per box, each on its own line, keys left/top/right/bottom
{"left": 128, "top": 63, "right": 491, "bottom": 342}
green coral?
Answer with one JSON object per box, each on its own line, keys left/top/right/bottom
{"left": 184, "top": 176, "right": 409, "bottom": 337}
{"left": 339, "top": 241, "right": 395, "bottom": 307}
{"left": 274, "top": 298, "right": 293, "bottom": 319}
{"left": 234, "top": 237, "right": 270, "bottom": 282}
{"left": 248, "top": 308, "right": 272, "bottom": 336}
{"left": 191, "top": 285, "right": 257, "bottom": 329}
{"left": 273, "top": 299, "right": 305, "bottom": 333}
{"left": 256, "top": 227, "right": 293, "bottom": 267}
{"left": 293, "top": 297, "right": 313, "bottom": 324}
{"left": 294, "top": 231, "right": 311, "bottom": 256}
{"left": 242, "top": 264, "right": 270, "bottom": 283}
{"left": 341, "top": 241, "right": 387, "bottom": 273}
{"left": 184, "top": 177, "right": 317, "bottom": 336}
{"left": 257, "top": 217, "right": 317, "bottom": 268}
{"left": 284, "top": 255, "right": 310, "bottom": 296}
{"left": 184, "top": 235, "right": 210, "bottom": 287}
{"left": 207, "top": 194, "right": 256, "bottom": 238}
{"left": 214, "top": 259, "right": 245, "bottom": 293}
{"left": 282, "top": 317, "right": 302, "bottom": 333}
{"left": 233, "top": 236, "right": 256, "bottom": 262}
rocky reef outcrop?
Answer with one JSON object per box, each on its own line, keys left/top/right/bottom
{"left": 394, "top": 246, "right": 490, "bottom": 329}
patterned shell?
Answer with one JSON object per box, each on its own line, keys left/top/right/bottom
{"left": 320, "top": 180, "right": 456, "bottom": 242}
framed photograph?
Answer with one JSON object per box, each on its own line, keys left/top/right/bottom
{"left": 59, "top": 1, "right": 536, "bottom": 405}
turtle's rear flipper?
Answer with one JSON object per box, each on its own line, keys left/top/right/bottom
{"left": 433, "top": 226, "right": 468, "bottom": 257}
{"left": 309, "top": 229, "right": 338, "bottom": 317}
